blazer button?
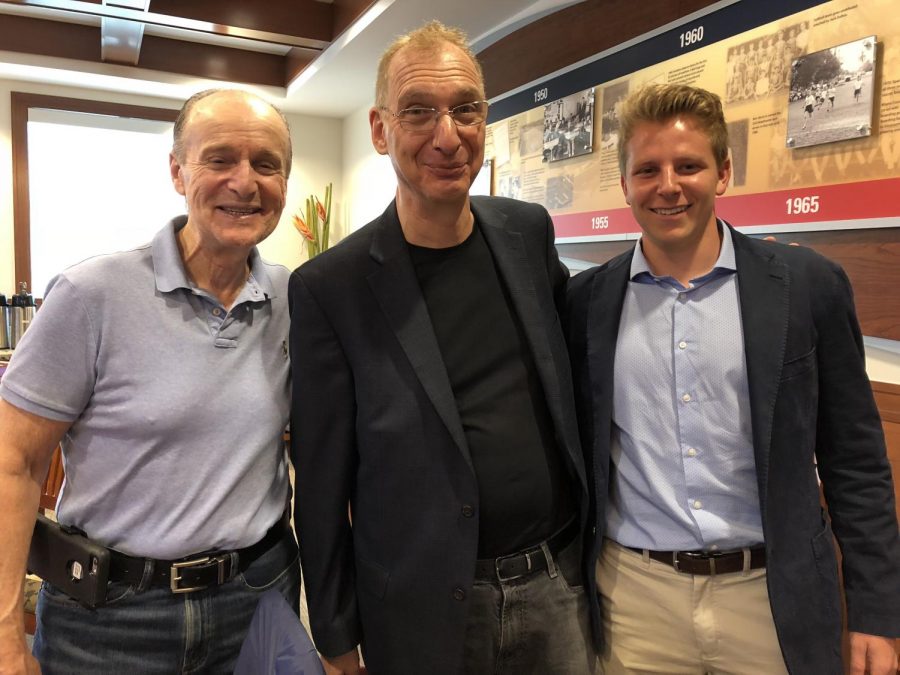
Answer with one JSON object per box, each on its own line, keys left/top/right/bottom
{"left": 461, "top": 505, "right": 474, "bottom": 518}
{"left": 453, "top": 587, "right": 466, "bottom": 601}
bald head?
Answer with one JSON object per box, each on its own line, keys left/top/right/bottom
{"left": 173, "top": 89, "right": 293, "bottom": 177}
{"left": 375, "top": 20, "right": 484, "bottom": 108}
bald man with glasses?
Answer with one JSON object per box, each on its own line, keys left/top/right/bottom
{"left": 288, "top": 20, "right": 597, "bottom": 675}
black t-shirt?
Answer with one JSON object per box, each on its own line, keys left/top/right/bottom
{"left": 408, "top": 223, "right": 575, "bottom": 558}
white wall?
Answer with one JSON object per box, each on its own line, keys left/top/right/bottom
{"left": 0, "top": 79, "right": 343, "bottom": 296}
{"left": 341, "top": 102, "right": 396, "bottom": 232}
{"left": 261, "top": 111, "right": 343, "bottom": 270}
{"left": 865, "top": 338, "right": 900, "bottom": 384}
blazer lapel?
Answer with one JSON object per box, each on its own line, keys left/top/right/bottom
{"left": 476, "top": 207, "right": 551, "bottom": 377}
{"left": 731, "top": 227, "right": 790, "bottom": 510}
{"left": 477, "top": 202, "right": 588, "bottom": 493}
{"left": 365, "top": 203, "right": 472, "bottom": 467}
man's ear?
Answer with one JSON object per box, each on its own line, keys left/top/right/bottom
{"left": 621, "top": 174, "right": 631, "bottom": 205}
{"left": 370, "top": 107, "right": 389, "bottom": 156}
{"left": 716, "top": 156, "right": 732, "bottom": 197}
{"left": 170, "top": 153, "right": 186, "bottom": 196}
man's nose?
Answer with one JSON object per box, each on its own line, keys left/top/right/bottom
{"left": 227, "top": 160, "right": 258, "bottom": 197}
{"left": 657, "top": 166, "right": 680, "bottom": 195}
{"left": 431, "top": 113, "right": 462, "bottom": 154}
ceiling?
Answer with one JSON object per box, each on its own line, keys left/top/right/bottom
{"left": 0, "top": 0, "right": 584, "bottom": 117}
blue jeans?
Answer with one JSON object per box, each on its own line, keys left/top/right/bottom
{"left": 33, "top": 530, "right": 300, "bottom": 674}
{"left": 461, "top": 536, "right": 598, "bottom": 674}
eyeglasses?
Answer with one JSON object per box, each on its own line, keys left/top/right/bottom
{"left": 379, "top": 101, "right": 490, "bottom": 132}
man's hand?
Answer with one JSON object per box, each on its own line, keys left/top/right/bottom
{"left": 0, "top": 634, "right": 41, "bottom": 675}
{"left": 762, "top": 235, "right": 800, "bottom": 246}
{"left": 849, "top": 631, "right": 898, "bottom": 675}
{"left": 321, "top": 648, "right": 366, "bottom": 675}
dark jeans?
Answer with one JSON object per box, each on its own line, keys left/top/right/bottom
{"left": 33, "top": 531, "right": 301, "bottom": 674}
{"left": 461, "top": 536, "right": 598, "bottom": 674}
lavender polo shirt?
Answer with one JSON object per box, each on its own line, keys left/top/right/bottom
{"left": 0, "top": 217, "right": 291, "bottom": 559}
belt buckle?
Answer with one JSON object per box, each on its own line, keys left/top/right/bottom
{"left": 674, "top": 550, "right": 721, "bottom": 575}
{"left": 170, "top": 554, "right": 228, "bottom": 594}
{"left": 495, "top": 550, "right": 533, "bottom": 582}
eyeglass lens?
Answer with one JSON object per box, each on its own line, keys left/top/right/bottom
{"left": 398, "top": 102, "right": 487, "bottom": 129}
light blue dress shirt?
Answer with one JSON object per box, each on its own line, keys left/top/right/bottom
{"left": 607, "top": 224, "right": 765, "bottom": 551}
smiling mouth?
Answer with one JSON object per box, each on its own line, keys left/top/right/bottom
{"left": 429, "top": 164, "right": 466, "bottom": 176}
{"left": 218, "top": 206, "right": 262, "bottom": 217}
{"left": 650, "top": 205, "right": 689, "bottom": 216}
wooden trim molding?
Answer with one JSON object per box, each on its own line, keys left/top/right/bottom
{"left": 872, "top": 380, "right": 900, "bottom": 424}
{"left": 11, "top": 92, "right": 179, "bottom": 292}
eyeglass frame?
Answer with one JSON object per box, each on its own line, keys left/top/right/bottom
{"left": 378, "top": 101, "right": 490, "bottom": 132}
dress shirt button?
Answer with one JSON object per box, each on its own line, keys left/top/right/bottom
{"left": 678, "top": 340, "right": 688, "bottom": 350}
{"left": 212, "top": 308, "right": 222, "bottom": 317}
{"left": 461, "top": 505, "right": 475, "bottom": 518}
{"left": 687, "top": 447, "right": 697, "bottom": 457}
{"left": 692, "top": 500, "right": 703, "bottom": 510}
{"left": 681, "top": 393, "right": 692, "bottom": 403}
{"left": 453, "top": 587, "right": 466, "bottom": 601}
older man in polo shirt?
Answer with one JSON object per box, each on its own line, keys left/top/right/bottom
{"left": 0, "top": 88, "right": 299, "bottom": 673}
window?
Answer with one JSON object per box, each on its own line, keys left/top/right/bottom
{"left": 12, "top": 93, "right": 179, "bottom": 297}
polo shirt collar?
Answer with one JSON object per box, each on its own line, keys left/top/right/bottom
{"left": 152, "top": 216, "right": 278, "bottom": 300}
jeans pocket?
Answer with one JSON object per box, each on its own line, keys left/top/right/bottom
{"left": 41, "top": 580, "right": 135, "bottom": 607}
{"left": 555, "top": 540, "right": 586, "bottom": 593}
{"left": 239, "top": 548, "right": 300, "bottom": 592}
{"left": 104, "top": 580, "right": 136, "bottom": 605}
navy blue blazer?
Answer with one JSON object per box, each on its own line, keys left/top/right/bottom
{"left": 290, "top": 197, "right": 594, "bottom": 675}
{"left": 564, "top": 224, "right": 900, "bottom": 673}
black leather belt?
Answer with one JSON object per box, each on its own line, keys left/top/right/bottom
{"left": 109, "top": 516, "right": 289, "bottom": 593}
{"left": 474, "top": 518, "right": 579, "bottom": 583}
{"left": 627, "top": 545, "right": 766, "bottom": 576}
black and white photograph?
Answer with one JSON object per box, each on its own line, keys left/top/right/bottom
{"left": 726, "top": 118, "right": 750, "bottom": 187}
{"left": 519, "top": 119, "right": 546, "bottom": 159}
{"left": 599, "top": 81, "right": 629, "bottom": 151}
{"left": 542, "top": 87, "right": 595, "bottom": 162}
{"left": 545, "top": 174, "right": 574, "bottom": 208}
{"left": 724, "top": 21, "right": 809, "bottom": 104}
{"left": 786, "top": 35, "right": 877, "bottom": 149}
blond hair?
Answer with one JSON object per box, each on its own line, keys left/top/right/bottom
{"left": 617, "top": 83, "right": 728, "bottom": 174}
{"left": 374, "top": 20, "right": 484, "bottom": 107}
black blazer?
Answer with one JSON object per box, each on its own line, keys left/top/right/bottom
{"left": 289, "top": 197, "right": 593, "bottom": 675}
{"left": 563, "top": 224, "right": 900, "bottom": 674}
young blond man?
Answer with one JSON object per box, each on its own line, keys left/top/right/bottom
{"left": 564, "top": 83, "right": 900, "bottom": 674}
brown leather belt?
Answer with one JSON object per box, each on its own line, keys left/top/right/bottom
{"left": 474, "top": 518, "right": 578, "bottom": 583}
{"left": 627, "top": 545, "right": 766, "bottom": 576}
{"left": 108, "top": 515, "right": 289, "bottom": 593}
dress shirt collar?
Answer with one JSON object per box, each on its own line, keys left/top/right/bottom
{"left": 630, "top": 220, "right": 737, "bottom": 290}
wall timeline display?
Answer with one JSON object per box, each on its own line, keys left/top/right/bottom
{"left": 484, "top": 0, "right": 900, "bottom": 242}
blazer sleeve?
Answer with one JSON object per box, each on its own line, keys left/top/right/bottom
{"left": 541, "top": 206, "right": 569, "bottom": 311}
{"left": 813, "top": 262, "right": 900, "bottom": 637}
{"left": 289, "top": 270, "right": 362, "bottom": 657}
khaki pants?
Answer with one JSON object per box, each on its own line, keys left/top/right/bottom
{"left": 596, "top": 539, "right": 788, "bottom": 675}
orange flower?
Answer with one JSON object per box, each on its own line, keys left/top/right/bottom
{"left": 315, "top": 197, "right": 327, "bottom": 223}
{"left": 293, "top": 213, "right": 314, "bottom": 242}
